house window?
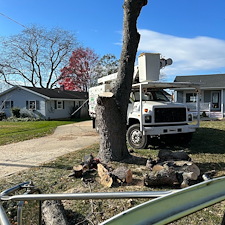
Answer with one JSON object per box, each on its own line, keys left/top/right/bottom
{"left": 28, "top": 101, "right": 36, "bottom": 110}
{"left": 2, "top": 101, "right": 13, "bottom": 109}
{"left": 54, "top": 100, "right": 64, "bottom": 110}
{"left": 26, "top": 101, "right": 40, "bottom": 110}
{"left": 57, "top": 101, "right": 63, "bottom": 109}
{"left": 186, "top": 93, "right": 197, "bottom": 103}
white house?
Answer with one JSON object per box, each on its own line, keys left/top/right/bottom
{"left": 174, "top": 74, "right": 225, "bottom": 119}
{"left": 0, "top": 86, "right": 89, "bottom": 120}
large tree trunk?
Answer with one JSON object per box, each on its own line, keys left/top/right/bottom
{"left": 96, "top": 0, "right": 148, "bottom": 162}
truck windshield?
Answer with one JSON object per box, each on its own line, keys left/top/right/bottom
{"left": 133, "top": 90, "right": 170, "bottom": 102}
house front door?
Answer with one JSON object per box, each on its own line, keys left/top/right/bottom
{"left": 211, "top": 91, "right": 221, "bottom": 111}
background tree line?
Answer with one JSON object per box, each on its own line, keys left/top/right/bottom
{"left": 0, "top": 0, "right": 148, "bottom": 164}
{"left": 0, "top": 25, "right": 119, "bottom": 92}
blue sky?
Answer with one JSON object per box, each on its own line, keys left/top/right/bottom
{"left": 1, "top": 0, "right": 225, "bottom": 81}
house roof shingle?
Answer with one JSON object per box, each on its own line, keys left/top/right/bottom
{"left": 174, "top": 74, "right": 225, "bottom": 88}
{"left": 23, "top": 86, "right": 88, "bottom": 100}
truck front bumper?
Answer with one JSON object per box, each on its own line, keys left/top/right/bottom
{"left": 143, "top": 124, "right": 198, "bottom": 136}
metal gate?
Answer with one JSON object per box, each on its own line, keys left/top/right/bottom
{"left": 1, "top": 176, "right": 225, "bottom": 225}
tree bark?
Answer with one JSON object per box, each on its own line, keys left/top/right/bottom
{"left": 96, "top": 0, "right": 148, "bottom": 163}
{"left": 144, "top": 169, "right": 178, "bottom": 187}
{"left": 42, "top": 200, "right": 68, "bottom": 225}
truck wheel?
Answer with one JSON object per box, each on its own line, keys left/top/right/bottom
{"left": 127, "top": 124, "right": 148, "bottom": 149}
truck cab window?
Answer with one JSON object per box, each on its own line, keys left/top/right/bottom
{"left": 153, "top": 91, "right": 169, "bottom": 102}
{"left": 133, "top": 90, "right": 169, "bottom": 102}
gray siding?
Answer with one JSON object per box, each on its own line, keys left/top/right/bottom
{"left": 176, "top": 91, "right": 184, "bottom": 103}
{"left": 0, "top": 87, "right": 46, "bottom": 118}
{"left": 0, "top": 86, "right": 89, "bottom": 120}
{"left": 45, "top": 99, "right": 88, "bottom": 120}
{"left": 45, "top": 100, "right": 72, "bottom": 119}
{"left": 223, "top": 90, "right": 225, "bottom": 116}
{"left": 204, "top": 90, "right": 211, "bottom": 102}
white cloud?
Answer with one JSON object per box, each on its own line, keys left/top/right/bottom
{"left": 138, "top": 29, "right": 225, "bottom": 80}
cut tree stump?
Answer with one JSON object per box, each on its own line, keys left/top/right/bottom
{"left": 69, "top": 154, "right": 99, "bottom": 178}
{"left": 71, "top": 165, "right": 83, "bottom": 178}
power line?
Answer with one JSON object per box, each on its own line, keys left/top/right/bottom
{"left": 0, "top": 12, "right": 27, "bottom": 29}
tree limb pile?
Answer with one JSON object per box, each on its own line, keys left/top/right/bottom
{"left": 144, "top": 150, "right": 204, "bottom": 188}
{"left": 69, "top": 154, "right": 133, "bottom": 187}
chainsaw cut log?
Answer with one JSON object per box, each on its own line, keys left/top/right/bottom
{"left": 112, "top": 166, "right": 133, "bottom": 184}
{"left": 97, "top": 163, "right": 113, "bottom": 187}
{"left": 71, "top": 165, "right": 83, "bottom": 178}
{"left": 144, "top": 168, "right": 177, "bottom": 187}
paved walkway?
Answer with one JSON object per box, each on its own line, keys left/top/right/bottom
{"left": 0, "top": 121, "right": 99, "bottom": 178}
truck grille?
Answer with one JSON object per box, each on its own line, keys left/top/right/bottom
{"left": 154, "top": 108, "right": 186, "bottom": 123}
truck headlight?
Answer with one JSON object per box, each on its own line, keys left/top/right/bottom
{"left": 188, "top": 114, "right": 193, "bottom": 122}
{"left": 145, "top": 115, "right": 152, "bottom": 123}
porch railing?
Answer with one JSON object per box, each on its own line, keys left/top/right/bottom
{"left": 186, "top": 102, "right": 224, "bottom": 118}
{"left": 186, "top": 102, "right": 211, "bottom": 112}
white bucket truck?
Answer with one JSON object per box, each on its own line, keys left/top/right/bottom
{"left": 89, "top": 53, "right": 200, "bottom": 149}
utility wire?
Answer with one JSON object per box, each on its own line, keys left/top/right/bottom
{"left": 0, "top": 12, "right": 46, "bottom": 40}
{"left": 0, "top": 12, "right": 27, "bottom": 29}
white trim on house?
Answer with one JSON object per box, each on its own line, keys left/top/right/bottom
{"left": 222, "top": 89, "right": 224, "bottom": 116}
{"left": 0, "top": 86, "right": 49, "bottom": 99}
{"left": 50, "top": 98, "right": 85, "bottom": 101}
{"left": 19, "top": 86, "right": 51, "bottom": 100}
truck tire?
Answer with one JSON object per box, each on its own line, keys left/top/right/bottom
{"left": 127, "top": 124, "right": 148, "bottom": 149}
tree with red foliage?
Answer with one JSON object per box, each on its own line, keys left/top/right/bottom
{"left": 59, "top": 48, "right": 98, "bottom": 91}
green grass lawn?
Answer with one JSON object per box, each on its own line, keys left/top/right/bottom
{"left": 0, "top": 120, "right": 75, "bottom": 145}
{"left": 0, "top": 120, "right": 225, "bottom": 224}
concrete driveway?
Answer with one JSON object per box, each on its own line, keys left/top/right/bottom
{"left": 0, "top": 120, "right": 99, "bottom": 178}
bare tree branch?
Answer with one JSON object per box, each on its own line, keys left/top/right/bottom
{"left": 0, "top": 25, "right": 78, "bottom": 88}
